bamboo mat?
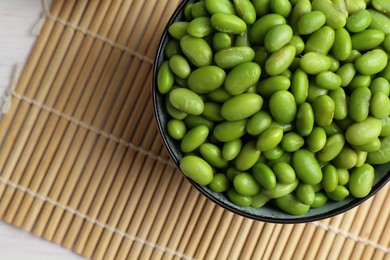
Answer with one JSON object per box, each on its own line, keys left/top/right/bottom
{"left": 1, "top": 0, "right": 390, "bottom": 259}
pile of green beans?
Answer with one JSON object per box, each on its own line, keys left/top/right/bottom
{"left": 157, "top": 0, "right": 390, "bottom": 216}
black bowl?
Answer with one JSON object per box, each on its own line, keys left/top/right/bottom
{"left": 152, "top": 0, "right": 390, "bottom": 223}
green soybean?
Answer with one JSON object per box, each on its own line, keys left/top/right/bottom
{"left": 249, "top": 13, "right": 286, "bottom": 45}
{"left": 222, "top": 139, "right": 242, "bottom": 161}
{"left": 370, "top": 77, "right": 390, "bottom": 95}
{"left": 311, "top": 0, "right": 347, "bottom": 29}
{"left": 169, "top": 88, "right": 204, "bottom": 115}
{"left": 191, "top": 1, "right": 210, "bottom": 18}
{"left": 188, "top": 66, "right": 226, "bottom": 94}
{"left": 157, "top": 61, "right": 174, "bottom": 94}
{"left": 372, "top": 0, "right": 390, "bottom": 14}
{"left": 225, "top": 62, "right": 261, "bottom": 95}
{"left": 352, "top": 29, "right": 385, "bottom": 51}
{"left": 290, "top": 0, "right": 312, "bottom": 33}
{"left": 270, "top": 0, "right": 292, "bottom": 18}
{"left": 209, "top": 173, "right": 230, "bottom": 193}
{"left": 315, "top": 71, "right": 341, "bottom": 90}
{"left": 293, "top": 149, "right": 322, "bottom": 185}
{"left": 164, "top": 39, "right": 181, "bottom": 58}
{"left": 233, "top": 0, "right": 256, "bottom": 24}
{"left": 275, "top": 194, "right": 310, "bottom": 215}
{"left": 211, "top": 13, "right": 247, "bottom": 34}
{"left": 264, "top": 24, "right": 293, "bottom": 52}
{"left": 288, "top": 35, "right": 305, "bottom": 55}
{"left": 307, "top": 127, "right": 327, "bottom": 153}
{"left": 213, "top": 119, "right": 247, "bottom": 142}
{"left": 322, "top": 164, "right": 338, "bottom": 193}
{"left": 311, "top": 95, "right": 335, "bottom": 127}
{"left": 169, "top": 55, "right": 191, "bottom": 79}
{"left": 184, "top": 115, "right": 214, "bottom": 130}
{"left": 291, "top": 69, "right": 309, "bottom": 105}
{"left": 296, "top": 102, "right": 314, "bottom": 137}
{"left": 368, "top": 9, "right": 390, "bottom": 34}
{"left": 348, "top": 87, "right": 372, "bottom": 123}
{"left": 297, "top": 11, "right": 326, "bottom": 35}
{"left": 257, "top": 75, "right": 291, "bottom": 97}
{"left": 273, "top": 162, "right": 296, "bottom": 184}
{"left": 234, "top": 172, "right": 261, "bottom": 196}
{"left": 329, "top": 88, "right": 348, "bottom": 120}
{"left": 262, "top": 179, "right": 299, "bottom": 198}
{"left": 180, "top": 35, "right": 213, "bottom": 67}
{"left": 167, "top": 119, "right": 187, "bottom": 140}
{"left": 349, "top": 164, "right": 375, "bottom": 198}
{"left": 203, "top": 102, "right": 224, "bottom": 122}
{"left": 181, "top": 125, "right": 209, "bottom": 153}
{"left": 180, "top": 155, "right": 213, "bottom": 185}
{"left": 317, "top": 133, "right": 345, "bottom": 162}
{"left": 221, "top": 93, "right": 263, "bottom": 121}
{"left": 187, "top": 17, "right": 214, "bottom": 38}
{"left": 257, "top": 127, "right": 284, "bottom": 152}
{"left": 227, "top": 188, "right": 253, "bottom": 206}
{"left": 296, "top": 183, "right": 315, "bottom": 205}
{"left": 200, "top": 143, "right": 229, "bottom": 168}
{"left": 346, "top": 9, "right": 372, "bottom": 33}
{"left": 331, "top": 28, "right": 352, "bottom": 61}
{"left": 304, "top": 26, "right": 335, "bottom": 55}
{"left": 251, "top": 193, "right": 271, "bottom": 208}
{"left": 264, "top": 145, "right": 284, "bottom": 160}
{"left": 346, "top": 0, "right": 367, "bottom": 14}
{"left": 337, "top": 63, "right": 356, "bottom": 87}
{"left": 327, "top": 185, "right": 350, "bottom": 201}
{"left": 355, "top": 49, "right": 388, "bottom": 75}
{"left": 381, "top": 118, "right": 390, "bottom": 137}
{"left": 269, "top": 90, "right": 297, "bottom": 124}
{"left": 246, "top": 111, "right": 272, "bottom": 136}
{"left": 252, "top": 162, "right": 277, "bottom": 190}
{"left": 333, "top": 146, "right": 358, "bottom": 169}
{"left": 214, "top": 47, "right": 255, "bottom": 69}
{"left": 300, "top": 52, "right": 332, "bottom": 75}
{"left": 184, "top": 3, "right": 194, "bottom": 21}
{"left": 212, "top": 32, "right": 232, "bottom": 51}
{"left": 235, "top": 141, "right": 261, "bottom": 171}
{"left": 311, "top": 192, "right": 328, "bottom": 208}
{"left": 366, "top": 136, "right": 390, "bottom": 164}
{"left": 353, "top": 138, "right": 382, "bottom": 152}
{"left": 371, "top": 92, "right": 390, "bottom": 119}
{"left": 356, "top": 150, "right": 368, "bottom": 167}
{"left": 281, "top": 132, "right": 305, "bottom": 152}
{"left": 252, "top": 0, "right": 271, "bottom": 16}
{"left": 168, "top": 22, "right": 189, "bottom": 40}
{"left": 265, "top": 45, "right": 296, "bottom": 76}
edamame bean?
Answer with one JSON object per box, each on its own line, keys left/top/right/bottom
{"left": 315, "top": 71, "right": 341, "bottom": 90}
{"left": 184, "top": 115, "right": 214, "bottom": 130}
{"left": 180, "top": 35, "right": 213, "bottom": 67}
{"left": 265, "top": 45, "right": 296, "bottom": 76}
{"left": 157, "top": 61, "right": 174, "bottom": 94}
{"left": 213, "top": 119, "right": 247, "bottom": 142}
{"left": 269, "top": 90, "right": 297, "bottom": 124}
{"left": 257, "top": 75, "right": 291, "bottom": 97}
{"left": 291, "top": 69, "right": 309, "bottom": 105}
{"left": 246, "top": 111, "right": 272, "bottom": 136}
{"left": 356, "top": 150, "right": 368, "bottom": 167}
{"left": 211, "top": 13, "right": 247, "bottom": 34}
{"left": 262, "top": 179, "right": 299, "bottom": 198}
{"left": 381, "top": 118, "right": 390, "bottom": 137}
{"left": 207, "top": 88, "right": 232, "bottom": 103}
{"left": 184, "top": 3, "right": 194, "bottom": 21}
{"left": 323, "top": 121, "right": 343, "bottom": 136}
{"left": 293, "top": 149, "right": 322, "bottom": 185}
{"left": 227, "top": 188, "right": 253, "bottom": 206}
{"left": 252, "top": 162, "right": 277, "bottom": 190}
{"left": 296, "top": 102, "right": 314, "bottom": 137}
{"left": 164, "top": 39, "right": 181, "bottom": 58}
{"left": 180, "top": 155, "right": 213, "bottom": 185}
{"left": 275, "top": 194, "right": 310, "bottom": 215}
{"left": 307, "top": 81, "right": 328, "bottom": 102}
{"left": 212, "top": 32, "right": 232, "bottom": 51}
{"left": 297, "top": 11, "right": 326, "bottom": 35}
{"left": 235, "top": 30, "right": 250, "bottom": 47}
{"left": 368, "top": 9, "right": 390, "bottom": 34}
{"left": 304, "top": 26, "right": 335, "bottom": 55}
{"left": 311, "top": 95, "right": 335, "bottom": 127}
{"left": 187, "top": 17, "right": 214, "bottom": 38}
{"left": 290, "top": 0, "right": 312, "bottom": 33}
{"left": 222, "top": 139, "right": 242, "bottom": 161}
{"left": 333, "top": 146, "right": 358, "bottom": 169}
{"left": 337, "top": 168, "right": 350, "bottom": 185}
{"left": 296, "top": 183, "right": 315, "bottom": 205}
{"left": 209, "top": 173, "right": 230, "bottom": 193}
{"left": 311, "top": 0, "right": 347, "bottom": 29}
{"left": 317, "top": 133, "right": 345, "bottom": 162}
{"left": 329, "top": 88, "right": 348, "bottom": 120}
{"left": 346, "top": 9, "right": 372, "bottom": 33}
{"left": 214, "top": 46, "right": 255, "bottom": 69}
{"left": 281, "top": 132, "right": 304, "bottom": 152}
{"left": 370, "top": 92, "right": 390, "bottom": 119}
{"left": 311, "top": 192, "right": 328, "bottom": 208}
{"left": 270, "top": 0, "right": 292, "bottom": 18}
{"left": 191, "top": 1, "right": 210, "bottom": 18}
{"left": 372, "top": 0, "right": 390, "bottom": 15}
{"left": 234, "top": 0, "right": 256, "bottom": 24}
{"left": 346, "top": 0, "right": 367, "bottom": 14}
{"left": 234, "top": 172, "right": 261, "bottom": 196}
{"left": 257, "top": 127, "right": 284, "bottom": 151}
{"left": 288, "top": 35, "right": 305, "bottom": 55}
{"left": 264, "top": 24, "right": 293, "bottom": 52}
{"left": 300, "top": 52, "right": 332, "bottom": 75}
{"left": 273, "top": 162, "right": 296, "bottom": 184}
{"left": 251, "top": 193, "right": 271, "bottom": 208}
{"left": 352, "top": 29, "right": 385, "bottom": 52}
{"left": 370, "top": 77, "right": 390, "bottom": 95}
{"left": 221, "top": 93, "right": 263, "bottom": 121}
{"left": 181, "top": 125, "right": 209, "bottom": 153}
{"left": 344, "top": 49, "right": 362, "bottom": 63}
{"left": 346, "top": 117, "right": 382, "bottom": 146}
{"left": 167, "top": 119, "right": 187, "bottom": 140}
{"left": 225, "top": 62, "right": 262, "bottom": 95}
{"left": 235, "top": 141, "right": 261, "bottom": 171}
{"left": 252, "top": 0, "right": 271, "bottom": 17}
{"left": 322, "top": 164, "right": 338, "bottom": 193}
{"left": 169, "top": 22, "right": 189, "bottom": 40}
{"left": 249, "top": 14, "right": 286, "bottom": 45}
{"left": 264, "top": 145, "right": 284, "bottom": 160}
{"left": 203, "top": 102, "right": 224, "bottom": 122}
{"left": 200, "top": 143, "right": 229, "bottom": 168}
{"left": 353, "top": 138, "right": 382, "bottom": 152}
{"left": 367, "top": 136, "right": 390, "bottom": 164}
{"left": 205, "top": 0, "right": 236, "bottom": 15}
{"left": 331, "top": 28, "right": 352, "bottom": 61}
{"left": 349, "top": 164, "right": 375, "bottom": 198}
{"left": 355, "top": 49, "right": 388, "bottom": 75}
{"left": 169, "top": 88, "right": 204, "bottom": 115}
{"left": 306, "top": 127, "right": 327, "bottom": 152}
{"left": 166, "top": 96, "right": 187, "bottom": 120}
{"left": 327, "top": 185, "right": 349, "bottom": 201}
{"left": 169, "top": 55, "right": 191, "bottom": 79}
{"left": 348, "top": 87, "right": 372, "bottom": 123}
{"left": 336, "top": 63, "right": 356, "bottom": 87}
{"left": 188, "top": 66, "right": 226, "bottom": 94}
{"left": 349, "top": 74, "right": 371, "bottom": 91}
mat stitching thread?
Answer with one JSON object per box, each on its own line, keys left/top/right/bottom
{"left": 311, "top": 221, "right": 390, "bottom": 254}
{"left": 0, "top": 175, "right": 192, "bottom": 260}
{"left": 41, "top": 0, "right": 154, "bottom": 65}
{"left": 10, "top": 91, "right": 175, "bottom": 167}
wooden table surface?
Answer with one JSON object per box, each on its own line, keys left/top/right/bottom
{"left": 0, "top": 1, "right": 84, "bottom": 259}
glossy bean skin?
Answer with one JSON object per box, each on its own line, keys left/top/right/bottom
{"left": 293, "top": 149, "right": 323, "bottom": 185}
{"left": 167, "top": 119, "right": 187, "bottom": 140}
{"left": 332, "top": 146, "right": 358, "bottom": 169}
{"left": 169, "top": 55, "right": 191, "bottom": 79}
{"left": 337, "top": 63, "right": 356, "bottom": 87}
{"left": 281, "top": 132, "right": 305, "bottom": 152}
{"left": 329, "top": 88, "right": 348, "bottom": 120}
{"left": 184, "top": 115, "right": 214, "bottom": 130}
{"left": 264, "top": 145, "right": 284, "bottom": 160}
{"left": 322, "top": 164, "right": 338, "bottom": 193}
{"left": 346, "top": 0, "right": 367, "bottom": 14}
{"left": 234, "top": 172, "right": 261, "bottom": 196}
{"left": 191, "top": 1, "right": 210, "bottom": 18}
{"left": 349, "top": 164, "right": 375, "bottom": 198}
{"left": 311, "top": 0, "right": 347, "bottom": 29}
{"left": 351, "top": 29, "right": 384, "bottom": 51}
{"left": 304, "top": 26, "right": 335, "bottom": 55}
{"left": 311, "top": 95, "right": 335, "bottom": 127}
{"left": 300, "top": 52, "right": 332, "bottom": 75}
{"left": 346, "top": 9, "right": 372, "bottom": 33}
{"left": 291, "top": 69, "right": 309, "bottom": 104}
{"left": 187, "top": 17, "right": 214, "bottom": 38}
{"left": 188, "top": 66, "right": 226, "bottom": 94}
{"left": 257, "top": 75, "right": 291, "bottom": 97}
{"left": 180, "top": 35, "right": 213, "bottom": 67}
{"left": 296, "top": 183, "right": 315, "bottom": 205}
{"left": 214, "top": 46, "right": 255, "bottom": 69}
{"left": 169, "top": 88, "right": 204, "bottom": 115}
{"left": 213, "top": 119, "right": 247, "bottom": 142}
{"left": 262, "top": 179, "right": 299, "bottom": 198}
{"left": 200, "top": 143, "right": 229, "bottom": 168}
{"left": 355, "top": 49, "right": 388, "bottom": 75}
{"left": 211, "top": 13, "right": 247, "bottom": 34}
{"left": 370, "top": 77, "right": 390, "bottom": 96}
{"left": 249, "top": 14, "right": 286, "bottom": 45}
{"left": 297, "top": 11, "right": 326, "bottom": 35}
{"left": 251, "top": 193, "right": 271, "bottom": 208}
{"left": 356, "top": 150, "right": 368, "bottom": 167}
{"left": 264, "top": 24, "right": 293, "bottom": 52}
{"left": 315, "top": 71, "right": 341, "bottom": 90}
{"left": 205, "top": 0, "right": 236, "bottom": 15}
{"left": 270, "top": 0, "right": 292, "bottom": 18}
{"left": 265, "top": 45, "right": 296, "bottom": 76}
{"left": 227, "top": 188, "right": 253, "bottom": 206}
{"left": 296, "top": 102, "right": 314, "bottom": 137}
{"left": 234, "top": 0, "right": 256, "bottom": 24}
{"left": 306, "top": 127, "right": 327, "bottom": 152}
{"left": 317, "top": 133, "right": 345, "bottom": 162}
{"left": 225, "top": 62, "right": 261, "bottom": 95}
{"left": 372, "top": 0, "right": 390, "bottom": 15}
{"left": 165, "top": 97, "right": 187, "bottom": 120}
{"left": 180, "top": 155, "right": 214, "bottom": 185}
{"left": 327, "top": 185, "right": 350, "bottom": 201}
{"left": 222, "top": 139, "right": 242, "bottom": 161}
{"left": 290, "top": 0, "right": 312, "bottom": 33}
{"left": 235, "top": 141, "right": 261, "bottom": 171}
{"left": 252, "top": 162, "right": 277, "bottom": 190}
{"left": 269, "top": 90, "right": 297, "bottom": 124}
{"left": 368, "top": 9, "right": 390, "bottom": 34}
{"left": 311, "top": 192, "right": 328, "bottom": 208}
{"left": 370, "top": 92, "right": 390, "bottom": 119}
{"left": 381, "top": 118, "right": 390, "bottom": 137}
{"left": 181, "top": 125, "right": 209, "bottom": 153}
{"left": 203, "top": 102, "right": 224, "bottom": 122}
{"left": 169, "top": 22, "right": 189, "bottom": 40}
{"left": 353, "top": 138, "right": 382, "bottom": 152}
{"left": 246, "top": 111, "right": 272, "bottom": 136}
{"left": 257, "top": 127, "right": 284, "bottom": 151}
{"left": 331, "top": 28, "right": 352, "bottom": 61}
{"left": 209, "top": 173, "right": 230, "bottom": 193}
{"left": 157, "top": 61, "right": 175, "bottom": 94}
{"left": 348, "top": 87, "right": 372, "bottom": 123}
{"left": 221, "top": 93, "right": 263, "bottom": 121}
{"left": 275, "top": 194, "right": 310, "bottom": 215}
{"left": 273, "top": 162, "right": 296, "bottom": 184}
{"left": 367, "top": 136, "right": 390, "bottom": 164}
{"left": 212, "top": 32, "right": 232, "bottom": 51}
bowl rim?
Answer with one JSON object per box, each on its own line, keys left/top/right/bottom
{"left": 152, "top": 0, "right": 390, "bottom": 224}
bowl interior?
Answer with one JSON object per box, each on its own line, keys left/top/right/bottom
{"left": 152, "top": 0, "right": 390, "bottom": 223}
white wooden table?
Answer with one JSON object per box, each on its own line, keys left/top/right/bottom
{"left": 0, "top": 1, "right": 84, "bottom": 259}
